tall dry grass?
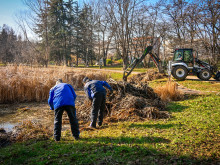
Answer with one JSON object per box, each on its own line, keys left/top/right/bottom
{"left": 0, "top": 65, "right": 108, "bottom": 103}
{"left": 154, "top": 81, "right": 184, "bottom": 102}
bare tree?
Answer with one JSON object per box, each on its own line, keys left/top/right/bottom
{"left": 163, "top": 0, "right": 189, "bottom": 48}
{"left": 196, "top": 0, "right": 220, "bottom": 64}
{"left": 21, "top": 0, "right": 50, "bottom": 67}
{"left": 105, "top": 0, "right": 144, "bottom": 80}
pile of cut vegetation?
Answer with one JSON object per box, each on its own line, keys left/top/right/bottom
{"left": 77, "top": 79, "right": 170, "bottom": 123}
{"left": 129, "top": 69, "right": 166, "bottom": 83}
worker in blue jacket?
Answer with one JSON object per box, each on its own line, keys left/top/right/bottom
{"left": 83, "top": 77, "right": 113, "bottom": 128}
{"left": 48, "top": 79, "right": 80, "bottom": 141}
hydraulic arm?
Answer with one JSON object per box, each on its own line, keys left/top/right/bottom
{"left": 123, "top": 46, "right": 164, "bottom": 81}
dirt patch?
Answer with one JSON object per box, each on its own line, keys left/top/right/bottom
{"left": 0, "top": 121, "right": 53, "bottom": 148}
{"left": 177, "top": 84, "right": 204, "bottom": 95}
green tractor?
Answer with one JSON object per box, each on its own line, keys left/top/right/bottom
{"left": 171, "top": 48, "right": 220, "bottom": 81}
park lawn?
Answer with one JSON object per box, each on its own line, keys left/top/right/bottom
{"left": 177, "top": 79, "right": 220, "bottom": 92}
{"left": 0, "top": 94, "right": 219, "bottom": 164}
{"left": 73, "top": 65, "right": 149, "bottom": 73}
{"left": 148, "top": 77, "right": 220, "bottom": 93}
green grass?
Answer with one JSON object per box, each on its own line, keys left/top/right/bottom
{"left": 108, "top": 72, "right": 123, "bottom": 81}
{"left": 0, "top": 63, "right": 6, "bottom": 66}
{"left": 73, "top": 65, "right": 152, "bottom": 73}
{"left": 1, "top": 94, "right": 219, "bottom": 164}
{"left": 148, "top": 77, "right": 220, "bottom": 92}
{"left": 177, "top": 79, "right": 220, "bottom": 92}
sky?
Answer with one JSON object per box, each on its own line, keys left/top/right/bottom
{"left": 0, "top": 0, "right": 85, "bottom": 36}
{"left": 0, "top": 0, "right": 28, "bottom": 31}
{"left": 0, "top": 0, "right": 157, "bottom": 37}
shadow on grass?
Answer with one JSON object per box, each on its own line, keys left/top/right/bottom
{"left": 166, "top": 102, "right": 189, "bottom": 113}
{"left": 129, "top": 123, "right": 176, "bottom": 129}
{"left": 167, "top": 94, "right": 204, "bottom": 113}
{"left": 1, "top": 136, "right": 218, "bottom": 165}
{"left": 80, "top": 136, "right": 171, "bottom": 144}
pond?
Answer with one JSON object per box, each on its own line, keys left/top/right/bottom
{"left": 0, "top": 102, "right": 54, "bottom": 132}
{"left": 0, "top": 91, "right": 86, "bottom": 133}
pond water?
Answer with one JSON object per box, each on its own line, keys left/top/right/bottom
{"left": 0, "top": 91, "right": 85, "bottom": 133}
{"left": 0, "top": 122, "right": 18, "bottom": 132}
{"left": 0, "top": 102, "right": 54, "bottom": 132}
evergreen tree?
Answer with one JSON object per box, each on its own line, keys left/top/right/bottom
{"left": 0, "top": 25, "right": 17, "bottom": 63}
{"left": 79, "top": 5, "right": 96, "bottom": 66}
{"left": 49, "top": 0, "right": 74, "bottom": 66}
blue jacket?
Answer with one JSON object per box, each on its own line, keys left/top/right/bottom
{"left": 48, "top": 83, "right": 77, "bottom": 110}
{"left": 84, "top": 80, "right": 112, "bottom": 100}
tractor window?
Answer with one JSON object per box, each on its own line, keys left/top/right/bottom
{"left": 173, "top": 50, "right": 183, "bottom": 61}
{"left": 184, "top": 50, "right": 193, "bottom": 63}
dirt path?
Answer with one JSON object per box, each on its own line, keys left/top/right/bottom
{"left": 175, "top": 76, "right": 219, "bottom": 95}
{"left": 176, "top": 84, "right": 204, "bottom": 95}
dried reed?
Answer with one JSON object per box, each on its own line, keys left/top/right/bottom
{"left": 154, "top": 81, "right": 184, "bottom": 101}
{"left": 11, "top": 120, "right": 53, "bottom": 142}
{"left": 0, "top": 65, "right": 107, "bottom": 103}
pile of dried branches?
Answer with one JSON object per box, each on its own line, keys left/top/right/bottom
{"left": 105, "top": 80, "right": 170, "bottom": 121}
{"left": 129, "top": 69, "right": 166, "bottom": 83}
{"left": 76, "top": 80, "right": 170, "bottom": 123}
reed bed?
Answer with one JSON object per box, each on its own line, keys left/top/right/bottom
{"left": 0, "top": 65, "right": 107, "bottom": 103}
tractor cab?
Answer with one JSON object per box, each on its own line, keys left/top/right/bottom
{"left": 173, "top": 48, "right": 197, "bottom": 66}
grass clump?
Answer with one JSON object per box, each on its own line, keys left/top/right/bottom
{"left": 154, "top": 81, "right": 184, "bottom": 101}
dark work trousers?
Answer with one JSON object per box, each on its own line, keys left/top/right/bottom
{"left": 54, "top": 105, "right": 80, "bottom": 141}
{"left": 91, "top": 92, "right": 106, "bottom": 127}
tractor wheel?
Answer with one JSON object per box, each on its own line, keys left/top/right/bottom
{"left": 171, "top": 66, "right": 188, "bottom": 81}
{"left": 199, "top": 69, "right": 212, "bottom": 80}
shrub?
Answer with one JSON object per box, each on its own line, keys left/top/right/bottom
{"left": 116, "top": 59, "right": 123, "bottom": 65}
{"left": 106, "top": 59, "right": 112, "bottom": 65}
